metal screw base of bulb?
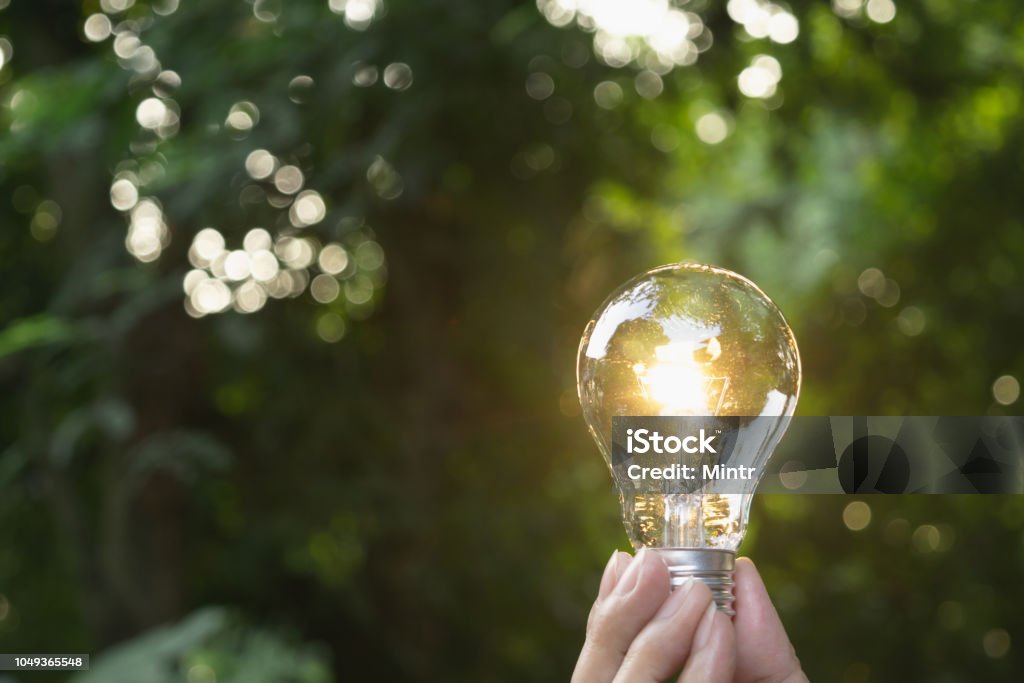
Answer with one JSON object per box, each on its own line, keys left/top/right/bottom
{"left": 654, "top": 548, "right": 736, "bottom": 617}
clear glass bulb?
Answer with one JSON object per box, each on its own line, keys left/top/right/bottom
{"left": 577, "top": 263, "right": 800, "bottom": 612}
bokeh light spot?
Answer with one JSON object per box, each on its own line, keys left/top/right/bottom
{"left": 249, "top": 249, "right": 280, "bottom": 282}
{"left": 355, "top": 241, "right": 384, "bottom": 270}
{"left": 192, "top": 228, "right": 226, "bottom": 265}
{"left": 727, "top": 1, "right": 799, "bottom": 44}
{"left": 183, "top": 269, "right": 208, "bottom": 295}
{"left": 695, "top": 112, "right": 728, "bottom": 144}
{"left": 526, "top": 72, "right": 555, "bottom": 100}
{"left": 366, "top": 157, "right": 403, "bottom": 199}
{"left": 110, "top": 178, "right": 139, "bottom": 211}
{"left": 538, "top": 0, "right": 707, "bottom": 70}
{"left": 226, "top": 101, "right": 259, "bottom": 133}
{"left": 311, "top": 274, "right": 341, "bottom": 303}
{"left": 992, "top": 375, "right": 1020, "bottom": 406}
{"left": 778, "top": 461, "right": 807, "bottom": 490}
{"left": 383, "top": 62, "right": 414, "bottom": 91}
{"left": 593, "top": 80, "right": 623, "bottom": 109}
{"left": 353, "top": 63, "right": 379, "bottom": 86}
{"left": 832, "top": 0, "right": 864, "bottom": 19}
{"left": 329, "top": 0, "right": 381, "bottom": 31}
{"left": 245, "top": 150, "right": 277, "bottom": 180}
{"left": 290, "top": 190, "right": 327, "bottom": 227}
{"left": 243, "top": 228, "right": 273, "bottom": 252}
{"left": 186, "top": 662, "right": 216, "bottom": 683}
{"left": 857, "top": 267, "right": 885, "bottom": 297}
{"left": 738, "top": 54, "right": 781, "bottom": 99}
{"left": 274, "top": 165, "right": 305, "bottom": 195}
{"left": 288, "top": 75, "right": 315, "bottom": 103}
{"left": 634, "top": 70, "right": 663, "bottom": 99}
{"left": 224, "top": 250, "right": 251, "bottom": 281}
{"left": 113, "top": 32, "right": 140, "bottom": 59}
{"left": 316, "top": 312, "right": 347, "bottom": 343}
{"left": 154, "top": 0, "right": 180, "bottom": 16}
{"left": 30, "top": 199, "right": 62, "bottom": 242}
{"left": 276, "top": 236, "right": 315, "bottom": 269}
{"left": 345, "top": 275, "right": 374, "bottom": 304}
{"left": 842, "top": 501, "right": 871, "bottom": 531}
{"left": 234, "top": 280, "right": 268, "bottom": 314}
{"left": 896, "top": 306, "right": 925, "bottom": 336}
{"left": 84, "top": 14, "right": 113, "bottom": 42}
{"left": 866, "top": 0, "right": 896, "bottom": 24}
{"left": 318, "top": 244, "right": 350, "bottom": 275}
{"left": 126, "top": 198, "right": 169, "bottom": 262}
{"left": 136, "top": 97, "right": 168, "bottom": 129}
{"left": 191, "top": 279, "right": 231, "bottom": 315}
{"left": 983, "top": 628, "right": 1011, "bottom": 658}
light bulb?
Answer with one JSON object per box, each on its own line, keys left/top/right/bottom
{"left": 577, "top": 263, "right": 800, "bottom": 613}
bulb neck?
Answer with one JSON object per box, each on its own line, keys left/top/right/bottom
{"left": 653, "top": 548, "right": 735, "bottom": 616}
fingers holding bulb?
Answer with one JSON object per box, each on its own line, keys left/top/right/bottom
{"left": 573, "top": 548, "right": 670, "bottom": 683}
{"left": 588, "top": 550, "right": 633, "bottom": 632}
{"left": 610, "top": 577, "right": 716, "bottom": 683}
{"left": 599, "top": 550, "right": 633, "bottom": 599}
{"left": 733, "top": 557, "right": 808, "bottom": 683}
{"left": 676, "top": 601, "right": 737, "bottom": 683}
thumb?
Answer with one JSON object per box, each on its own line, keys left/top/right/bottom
{"left": 732, "top": 557, "right": 808, "bottom": 683}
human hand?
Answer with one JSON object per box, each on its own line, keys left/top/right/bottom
{"left": 572, "top": 548, "right": 809, "bottom": 683}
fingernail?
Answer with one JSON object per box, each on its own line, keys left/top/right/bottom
{"left": 598, "top": 551, "right": 631, "bottom": 598}
{"left": 653, "top": 577, "right": 696, "bottom": 621}
{"left": 597, "top": 550, "right": 620, "bottom": 598}
{"left": 613, "top": 547, "right": 648, "bottom": 596}
{"left": 693, "top": 601, "right": 718, "bottom": 648}
{"left": 611, "top": 551, "right": 631, "bottom": 583}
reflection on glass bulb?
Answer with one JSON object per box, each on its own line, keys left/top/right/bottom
{"left": 577, "top": 263, "right": 800, "bottom": 612}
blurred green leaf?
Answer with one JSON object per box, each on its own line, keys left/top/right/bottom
{"left": 0, "top": 314, "right": 75, "bottom": 360}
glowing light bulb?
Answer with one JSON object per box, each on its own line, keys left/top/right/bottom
{"left": 577, "top": 263, "right": 800, "bottom": 613}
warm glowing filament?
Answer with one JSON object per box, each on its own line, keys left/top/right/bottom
{"left": 634, "top": 363, "right": 709, "bottom": 415}
{"left": 633, "top": 341, "right": 727, "bottom": 415}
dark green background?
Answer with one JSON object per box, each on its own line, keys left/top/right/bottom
{"left": 1, "top": 1, "right": 1023, "bottom": 681}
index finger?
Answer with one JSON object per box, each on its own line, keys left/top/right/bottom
{"left": 572, "top": 548, "right": 671, "bottom": 683}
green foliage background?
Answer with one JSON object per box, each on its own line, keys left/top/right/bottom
{"left": 1, "top": 0, "right": 1023, "bottom": 681}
